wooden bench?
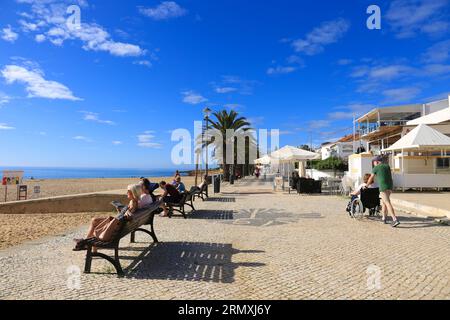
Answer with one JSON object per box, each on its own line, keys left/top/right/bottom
{"left": 168, "top": 191, "right": 196, "bottom": 219}
{"left": 79, "top": 201, "right": 161, "bottom": 277}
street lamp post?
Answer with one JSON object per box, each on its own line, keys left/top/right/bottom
{"left": 203, "top": 107, "right": 212, "bottom": 177}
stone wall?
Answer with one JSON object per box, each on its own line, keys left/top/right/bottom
{"left": 0, "top": 193, "right": 128, "bottom": 214}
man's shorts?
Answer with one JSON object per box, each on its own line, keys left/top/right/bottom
{"left": 380, "top": 190, "right": 392, "bottom": 205}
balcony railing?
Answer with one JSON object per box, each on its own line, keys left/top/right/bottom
{"left": 358, "top": 120, "right": 409, "bottom": 136}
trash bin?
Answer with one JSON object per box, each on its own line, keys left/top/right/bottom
{"left": 230, "top": 174, "right": 235, "bottom": 185}
{"left": 214, "top": 175, "right": 221, "bottom": 194}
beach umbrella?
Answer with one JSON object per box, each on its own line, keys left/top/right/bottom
{"left": 254, "top": 155, "right": 272, "bottom": 165}
{"left": 270, "top": 146, "right": 320, "bottom": 187}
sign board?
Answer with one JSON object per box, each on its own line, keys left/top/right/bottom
{"left": 34, "top": 186, "right": 41, "bottom": 194}
{"left": 2, "top": 171, "right": 24, "bottom": 186}
{"left": 18, "top": 185, "right": 28, "bottom": 201}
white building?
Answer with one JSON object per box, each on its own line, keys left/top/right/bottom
{"left": 320, "top": 135, "right": 360, "bottom": 161}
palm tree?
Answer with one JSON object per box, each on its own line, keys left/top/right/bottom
{"left": 204, "top": 110, "right": 253, "bottom": 181}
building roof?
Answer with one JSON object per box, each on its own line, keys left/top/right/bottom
{"left": 383, "top": 124, "right": 450, "bottom": 151}
{"left": 355, "top": 104, "right": 423, "bottom": 123}
{"left": 338, "top": 134, "right": 360, "bottom": 143}
{"left": 407, "top": 107, "right": 450, "bottom": 126}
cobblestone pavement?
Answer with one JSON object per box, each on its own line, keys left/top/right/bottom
{"left": 1, "top": 178, "right": 449, "bottom": 300}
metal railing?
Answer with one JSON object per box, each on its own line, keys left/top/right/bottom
{"left": 358, "top": 120, "right": 409, "bottom": 136}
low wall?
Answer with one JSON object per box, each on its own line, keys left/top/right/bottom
{"left": 0, "top": 192, "right": 128, "bottom": 214}
{"left": 309, "top": 169, "right": 344, "bottom": 180}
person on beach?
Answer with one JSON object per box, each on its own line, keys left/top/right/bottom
{"left": 140, "top": 177, "right": 159, "bottom": 202}
{"left": 366, "top": 156, "right": 400, "bottom": 227}
{"left": 255, "top": 166, "right": 261, "bottom": 179}
{"left": 159, "top": 181, "right": 183, "bottom": 217}
{"left": 139, "top": 179, "right": 155, "bottom": 208}
{"left": 172, "top": 170, "right": 181, "bottom": 185}
{"left": 73, "top": 184, "right": 142, "bottom": 250}
{"left": 174, "top": 176, "right": 186, "bottom": 193}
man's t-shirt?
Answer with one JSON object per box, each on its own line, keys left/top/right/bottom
{"left": 372, "top": 164, "right": 394, "bottom": 192}
{"left": 166, "top": 184, "right": 181, "bottom": 198}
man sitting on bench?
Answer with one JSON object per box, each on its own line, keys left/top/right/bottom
{"left": 159, "top": 181, "right": 183, "bottom": 217}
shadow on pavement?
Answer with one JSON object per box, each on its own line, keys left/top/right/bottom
{"left": 124, "top": 242, "right": 265, "bottom": 283}
{"left": 189, "top": 210, "right": 234, "bottom": 220}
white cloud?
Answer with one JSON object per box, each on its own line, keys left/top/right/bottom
{"left": 422, "top": 63, "right": 450, "bottom": 76}
{"left": 291, "top": 18, "right": 350, "bottom": 55}
{"left": 215, "top": 87, "right": 237, "bottom": 94}
{"left": 139, "top": 1, "right": 187, "bottom": 20}
{"left": 112, "top": 140, "right": 122, "bottom": 145}
{"left": 308, "top": 120, "right": 331, "bottom": 129}
{"left": 17, "top": 0, "right": 145, "bottom": 57}
{"left": 133, "top": 60, "right": 153, "bottom": 68}
{"left": 386, "top": 0, "right": 450, "bottom": 38}
{"left": 182, "top": 90, "right": 208, "bottom": 105}
{"left": 423, "top": 40, "right": 450, "bottom": 63}
{"left": 137, "top": 131, "right": 161, "bottom": 148}
{"left": 35, "top": 34, "right": 46, "bottom": 42}
{"left": 337, "top": 58, "right": 353, "bottom": 66}
{"left": 73, "top": 135, "right": 92, "bottom": 142}
{"left": 215, "top": 76, "right": 259, "bottom": 95}
{"left": 1, "top": 64, "right": 81, "bottom": 101}
{"left": 81, "top": 111, "right": 115, "bottom": 125}
{"left": 329, "top": 104, "right": 375, "bottom": 120}
{"left": 1, "top": 26, "right": 19, "bottom": 42}
{"left": 382, "top": 87, "right": 422, "bottom": 103}
{"left": 0, "top": 123, "right": 15, "bottom": 130}
{"left": 0, "top": 92, "right": 11, "bottom": 106}
{"left": 267, "top": 66, "right": 297, "bottom": 75}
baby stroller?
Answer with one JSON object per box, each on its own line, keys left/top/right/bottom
{"left": 347, "top": 188, "right": 382, "bottom": 219}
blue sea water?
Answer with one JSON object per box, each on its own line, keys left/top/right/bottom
{"left": 0, "top": 167, "right": 182, "bottom": 180}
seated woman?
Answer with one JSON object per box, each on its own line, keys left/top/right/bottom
{"left": 351, "top": 173, "right": 378, "bottom": 197}
{"left": 140, "top": 178, "right": 157, "bottom": 206}
{"left": 73, "top": 184, "right": 142, "bottom": 251}
{"left": 158, "top": 181, "right": 183, "bottom": 217}
{"left": 174, "top": 176, "right": 186, "bottom": 193}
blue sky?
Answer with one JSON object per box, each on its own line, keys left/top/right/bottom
{"left": 1, "top": 0, "right": 450, "bottom": 169}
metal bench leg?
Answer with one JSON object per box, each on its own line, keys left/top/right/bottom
{"left": 114, "top": 247, "right": 124, "bottom": 277}
{"left": 90, "top": 250, "right": 124, "bottom": 277}
{"left": 84, "top": 246, "right": 93, "bottom": 274}
{"left": 181, "top": 205, "right": 187, "bottom": 219}
{"left": 190, "top": 199, "right": 196, "bottom": 212}
{"left": 150, "top": 223, "right": 159, "bottom": 243}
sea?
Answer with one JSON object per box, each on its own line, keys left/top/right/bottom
{"left": 0, "top": 167, "right": 184, "bottom": 180}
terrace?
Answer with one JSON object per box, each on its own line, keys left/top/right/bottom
{"left": 355, "top": 104, "right": 423, "bottom": 151}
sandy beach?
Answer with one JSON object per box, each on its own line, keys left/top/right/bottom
{"left": 0, "top": 176, "right": 197, "bottom": 249}
{"left": 1, "top": 176, "right": 197, "bottom": 201}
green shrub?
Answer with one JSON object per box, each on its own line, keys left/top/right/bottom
{"left": 308, "top": 157, "right": 348, "bottom": 171}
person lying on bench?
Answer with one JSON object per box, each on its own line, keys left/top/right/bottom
{"left": 158, "top": 181, "right": 183, "bottom": 217}
{"left": 73, "top": 184, "right": 142, "bottom": 251}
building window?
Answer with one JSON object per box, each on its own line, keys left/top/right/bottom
{"left": 437, "top": 158, "right": 450, "bottom": 169}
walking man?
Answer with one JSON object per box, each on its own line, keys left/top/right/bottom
{"left": 366, "top": 156, "right": 400, "bottom": 228}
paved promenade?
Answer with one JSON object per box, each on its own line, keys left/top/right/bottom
{"left": 1, "top": 178, "right": 449, "bottom": 300}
